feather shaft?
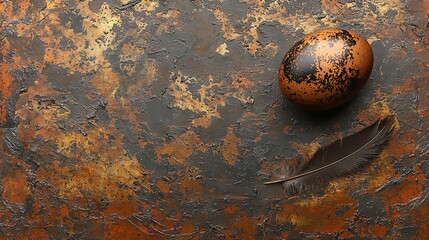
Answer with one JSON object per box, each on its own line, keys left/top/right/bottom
{"left": 264, "top": 116, "right": 395, "bottom": 193}
{"left": 264, "top": 116, "right": 393, "bottom": 185}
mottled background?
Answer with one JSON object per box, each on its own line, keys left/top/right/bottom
{"left": 0, "top": 0, "right": 428, "bottom": 239}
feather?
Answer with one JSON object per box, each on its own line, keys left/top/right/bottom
{"left": 264, "top": 116, "right": 396, "bottom": 194}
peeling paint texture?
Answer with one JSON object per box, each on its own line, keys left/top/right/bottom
{"left": 0, "top": 0, "right": 428, "bottom": 239}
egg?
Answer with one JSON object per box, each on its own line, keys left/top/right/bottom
{"left": 278, "top": 28, "right": 374, "bottom": 111}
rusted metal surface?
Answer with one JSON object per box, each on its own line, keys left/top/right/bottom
{"left": 0, "top": 0, "right": 428, "bottom": 239}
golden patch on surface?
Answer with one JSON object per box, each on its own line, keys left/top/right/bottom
{"left": 216, "top": 43, "right": 230, "bottom": 56}
{"left": 167, "top": 72, "right": 254, "bottom": 127}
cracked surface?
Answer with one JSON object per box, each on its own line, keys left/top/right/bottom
{"left": 0, "top": 0, "right": 428, "bottom": 239}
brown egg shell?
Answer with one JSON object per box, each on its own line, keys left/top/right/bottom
{"left": 278, "top": 28, "right": 374, "bottom": 111}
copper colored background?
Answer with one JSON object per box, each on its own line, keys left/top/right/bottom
{"left": 1, "top": 0, "right": 428, "bottom": 239}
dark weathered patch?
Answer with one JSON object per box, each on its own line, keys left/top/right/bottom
{"left": 0, "top": 0, "right": 427, "bottom": 239}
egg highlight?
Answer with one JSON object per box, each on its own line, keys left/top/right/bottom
{"left": 278, "top": 28, "right": 374, "bottom": 111}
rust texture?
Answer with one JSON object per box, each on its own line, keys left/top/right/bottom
{"left": 0, "top": 0, "right": 428, "bottom": 239}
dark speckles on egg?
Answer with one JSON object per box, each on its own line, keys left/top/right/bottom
{"left": 278, "top": 28, "right": 374, "bottom": 111}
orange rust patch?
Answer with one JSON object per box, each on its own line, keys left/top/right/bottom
{"left": 2, "top": 169, "right": 31, "bottom": 204}
{"left": 30, "top": 124, "right": 147, "bottom": 200}
{"left": 118, "top": 41, "right": 147, "bottom": 76}
{"left": 104, "top": 199, "right": 141, "bottom": 217}
{"left": 59, "top": 206, "right": 70, "bottom": 216}
{"left": 180, "top": 167, "right": 203, "bottom": 197}
{"left": 380, "top": 168, "right": 425, "bottom": 206}
{"left": 212, "top": 9, "right": 240, "bottom": 40}
{"left": 260, "top": 158, "right": 301, "bottom": 181}
{"left": 104, "top": 219, "right": 155, "bottom": 240}
{"left": 36, "top": 154, "right": 145, "bottom": 200}
{"left": 149, "top": 206, "right": 176, "bottom": 230}
{"left": 339, "top": 230, "right": 356, "bottom": 239}
{"left": 220, "top": 127, "right": 240, "bottom": 165}
{"left": 127, "top": 58, "right": 157, "bottom": 95}
{"left": 276, "top": 191, "right": 357, "bottom": 234}
{"left": 366, "top": 159, "right": 399, "bottom": 192}
{"left": 355, "top": 221, "right": 388, "bottom": 238}
{"left": 410, "top": 203, "right": 429, "bottom": 239}
{"left": 0, "top": 56, "right": 14, "bottom": 125}
{"left": 226, "top": 211, "right": 258, "bottom": 239}
{"left": 424, "top": 0, "right": 429, "bottom": 13}
{"left": 277, "top": 230, "right": 291, "bottom": 239}
{"left": 0, "top": 0, "right": 427, "bottom": 238}
{"left": 17, "top": 124, "right": 36, "bottom": 143}
{"left": 224, "top": 206, "right": 240, "bottom": 215}
{"left": 155, "top": 8, "right": 182, "bottom": 35}
{"left": 0, "top": 0, "right": 31, "bottom": 21}
{"left": 417, "top": 80, "right": 429, "bottom": 115}
{"left": 259, "top": 160, "right": 287, "bottom": 176}
{"left": 133, "top": 0, "right": 159, "bottom": 12}
{"left": 357, "top": 100, "right": 392, "bottom": 125}
{"left": 39, "top": 2, "right": 122, "bottom": 73}
{"left": 292, "top": 142, "right": 320, "bottom": 160}
{"left": 233, "top": 76, "right": 255, "bottom": 89}
{"left": 91, "top": 67, "right": 121, "bottom": 100}
{"left": 191, "top": 116, "right": 211, "bottom": 128}
{"left": 155, "top": 130, "right": 207, "bottom": 164}
{"left": 156, "top": 179, "right": 170, "bottom": 194}
{"left": 392, "top": 77, "right": 415, "bottom": 93}
{"left": 282, "top": 125, "right": 290, "bottom": 134}
{"left": 384, "top": 131, "right": 416, "bottom": 158}
{"left": 180, "top": 220, "right": 196, "bottom": 234}
{"left": 18, "top": 228, "right": 50, "bottom": 240}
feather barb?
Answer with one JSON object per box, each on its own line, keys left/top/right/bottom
{"left": 264, "top": 116, "right": 395, "bottom": 194}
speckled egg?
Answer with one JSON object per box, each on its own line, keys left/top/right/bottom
{"left": 278, "top": 28, "right": 374, "bottom": 111}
